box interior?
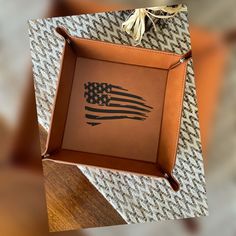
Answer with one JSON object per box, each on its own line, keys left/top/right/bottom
{"left": 62, "top": 56, "right": 168, "bottom": 162}
{"left": 44, "top": 31, "right": 186, "bottom": 186}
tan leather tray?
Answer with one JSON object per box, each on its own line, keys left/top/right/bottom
{"left": 43, "top": 27, "right": 190, "bottom": 191}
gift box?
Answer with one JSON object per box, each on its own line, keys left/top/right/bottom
{"left": 43, "top": 26, "right": 191, "bottom": 191}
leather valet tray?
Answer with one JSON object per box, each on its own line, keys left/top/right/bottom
{"left": 42, "top": 26, "right": 190, "bottom": 191}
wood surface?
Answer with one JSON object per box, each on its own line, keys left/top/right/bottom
{"left": 40, "top": 126, "right": 125, "bottom": 231}
{"left": 43, "top": 160, "right": 126, "bottom": 231}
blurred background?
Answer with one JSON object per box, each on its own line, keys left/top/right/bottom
{"left": 0, "top": 0, "right": 235, "bottom": 235}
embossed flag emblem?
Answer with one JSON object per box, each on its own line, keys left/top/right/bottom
{"left": 84, "top": 82, "right": 153, "bottom": 126}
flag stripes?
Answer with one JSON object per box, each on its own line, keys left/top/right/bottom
{"left": 84, "top": 82, "right": 153, "bottom": 125}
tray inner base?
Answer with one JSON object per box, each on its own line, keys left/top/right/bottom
{"left": 62, "top": 56, "right": 168, "bottom": 163}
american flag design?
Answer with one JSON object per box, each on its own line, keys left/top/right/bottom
{"left": 84, "top": 82, "right": 153, "bottom": 126}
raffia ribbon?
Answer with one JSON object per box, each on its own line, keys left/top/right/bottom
{"left": 122, "top": 5, "right": 187, "bottom": 44}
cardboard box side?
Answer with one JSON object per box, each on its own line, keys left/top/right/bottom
{"left": 69, "top": 36, "right": 181, "bottom": 70}
{"left": 44, "top": 41, "right": 77, "bottom": 155}
{"left": 46, "top": 149, "right": 165, "bottom": 178}
{"left": 157, "top": 62, "right": 188, "bottom": 175}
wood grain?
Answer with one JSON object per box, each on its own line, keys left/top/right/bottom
{"left": 39, "top": 124, "right": 125, "bottom": 231}
{"left": 43, "top": 160, "right": 126, "bottom": 231}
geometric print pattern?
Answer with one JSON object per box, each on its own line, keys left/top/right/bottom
{"left": 28, "top": 9, "right": 208, "bottom": 224}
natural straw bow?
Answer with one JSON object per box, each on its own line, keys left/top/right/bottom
{"left": 122, "top": 5, "right": 187, "bottom": 45}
